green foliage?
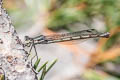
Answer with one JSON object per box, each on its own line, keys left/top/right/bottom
{"left": 0, "top": 74, "right": 4, "bottom": 80}
{"left": 83, "top": 70, "right": 120, "bottom": 80}
{"left": 38, "top": 61, "right": 48, "bottom": 72}
{"left": 103, "top": 32, "right": 120, "bottom": 50}
{"left": 83, "top": 70, "right": 105, "bottom": 80}
{"left": 100, "top": 56, "right": 120, "bottom": 64}
{"left": 111, "top": 56, "right": 120, "bottom": 64}
{"left": 62, "top": 0, "right": 83, "bottom": 7}
{"left": 33, "top": 58, "right": 41, "bottom": 70}
{"left": 48, "top": 8, "right": 87, "bottom": 30}
{"left": 33, "top": 58, "right": 57, "bottom": 80}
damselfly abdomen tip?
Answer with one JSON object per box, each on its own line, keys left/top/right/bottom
{"left": 100, "top": 32, "right": 110, "bottom": 38}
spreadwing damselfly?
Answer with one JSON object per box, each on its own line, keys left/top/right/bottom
{"left": 24, "top": 29, "right": 110, "bottom": 59}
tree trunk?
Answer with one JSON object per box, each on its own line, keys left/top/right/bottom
{"left": 0, "top": 1, "right": 36, "bottom": 80}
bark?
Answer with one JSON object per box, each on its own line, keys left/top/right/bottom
{"left": 0, "top": 2, "right": 36, "bottom": 80}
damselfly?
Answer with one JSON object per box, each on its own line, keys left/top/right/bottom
{"left": 24, "top": 29, "right": 110, "bottom": 59}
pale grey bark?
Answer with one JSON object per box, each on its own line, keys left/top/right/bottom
{"left": 0, "top": 2, "right": 36, "bottom": 80}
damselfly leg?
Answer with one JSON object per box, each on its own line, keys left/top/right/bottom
{"left": 24, "top": 35, "right": 46, "bottom": 60}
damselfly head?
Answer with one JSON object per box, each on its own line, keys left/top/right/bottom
{"left": 25, "top": 36, "right": 31, "bottom": 41}
{"left": 24, "top": 36, "right": 32, "bottom": 47}
{"left": 100, "top": 32, "right": 110, "bottom": 38}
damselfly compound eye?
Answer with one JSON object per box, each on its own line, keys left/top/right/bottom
{"left": 24, "top": 36, "right": 30, "bottom": 41}
{"left": 24, "top": 36, "right": 32, "bottom": 47}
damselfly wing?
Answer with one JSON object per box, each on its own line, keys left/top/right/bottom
{"left": 43, "top": 29, "right": 109, "bottom": 45}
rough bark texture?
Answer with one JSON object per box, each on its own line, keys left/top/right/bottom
{"left": 0, "top": 2, "right": 35, "bottom": 80}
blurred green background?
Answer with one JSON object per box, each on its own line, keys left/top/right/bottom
{"left": 3, "top": 0, "right": 120, "bottom": 80}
